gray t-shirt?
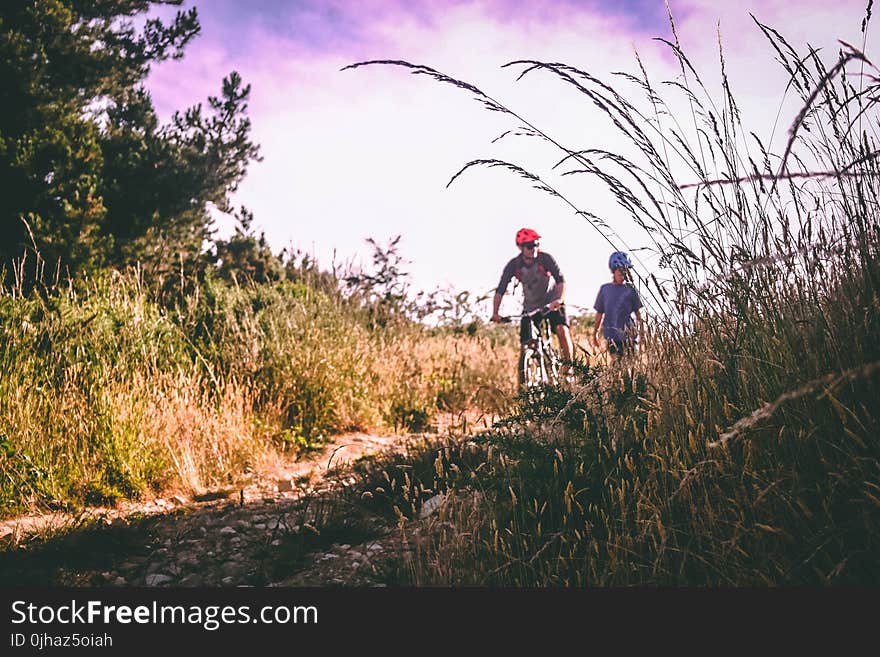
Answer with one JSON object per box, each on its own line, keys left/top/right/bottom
{"left": 594, "top": 282, "right": 642, "bottom": 341}
{"left": 496, "top": 252, "right": 565, "bottom": 313}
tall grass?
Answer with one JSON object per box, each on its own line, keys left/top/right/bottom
{"left": 0, "top": 262, "right": 517, "bottom": 517}
{"left": 349, "top": 11, "right": 880, "bottom": 584}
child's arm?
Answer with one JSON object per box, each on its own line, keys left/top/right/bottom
{"left": 593, "top": 287, "right": 606, "bottom": 349}
{"left": 633, "top": 288, "right": 644, "bottom": 342}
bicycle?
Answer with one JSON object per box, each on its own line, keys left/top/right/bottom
{"left": 499, "top": 305, "right": 563, "bottom": 389}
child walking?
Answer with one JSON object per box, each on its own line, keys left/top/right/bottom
{"left": 592, "top": 251, "right": 643, "bottom": 359}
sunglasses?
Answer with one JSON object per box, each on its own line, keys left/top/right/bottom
{"left": 520, "top": 242, "right": 539, "bottom": 250}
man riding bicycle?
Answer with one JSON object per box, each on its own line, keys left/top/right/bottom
{"left": 490, "top": 228, "right": 574, "bottom": 382}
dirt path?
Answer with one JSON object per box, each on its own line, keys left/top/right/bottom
{"left": 0, "top": 431, "right": 423, "bottom": 587}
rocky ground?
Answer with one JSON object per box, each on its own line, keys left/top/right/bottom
{"left": 0, "top": 432, "right": 439, "bottom": 588}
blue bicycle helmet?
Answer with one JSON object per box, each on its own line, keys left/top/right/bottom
{"left": 609, "top": 251, "right": 633, "bottom": 271}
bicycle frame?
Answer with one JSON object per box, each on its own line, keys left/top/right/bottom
{"left": 502, "top": 306, "right": 561, "bottom": 388}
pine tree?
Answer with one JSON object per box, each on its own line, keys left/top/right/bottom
{"left": 0, "top": 0, "right": 260, "bottom": 284}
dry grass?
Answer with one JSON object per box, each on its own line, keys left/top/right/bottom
{"left": 345, "top": 7, "right": 880, "bottom": 585}
{"left": 0, "top": 266, "right": 519, "bottom": 518}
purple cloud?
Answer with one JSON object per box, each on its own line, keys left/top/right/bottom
{"left": 155, "top": 1, "right": 675, "bottom": 57}
{"left": 144, "top": 1, "right": 680, "bottom": 116}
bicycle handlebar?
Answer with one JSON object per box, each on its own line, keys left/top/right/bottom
{"left": 497, "top": 304, "right": 553, "bottom": 324}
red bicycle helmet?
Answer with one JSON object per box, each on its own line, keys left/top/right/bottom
{"left": 515, "top": 228, "right": 541, "bottom": 245}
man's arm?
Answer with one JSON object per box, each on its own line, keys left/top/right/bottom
{"left": 491, "top": 292, "right": 504, "bottom": 322}
{"left": 549, "top": 281, "right": 565, "bottom": 310}
{"left": 542, "top": 253, "right": 565, "bottom": 284}
{"left": 492, "top": 260, "right": 515, "bottom": 322}
{"left": 542, "top": 253, "right": 565, "bottom": 310}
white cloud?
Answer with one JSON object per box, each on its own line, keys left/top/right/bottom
{"left": 146, "top": 0, "right": 877, "bottom": 317}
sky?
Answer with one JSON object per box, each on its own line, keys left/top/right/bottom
{"left": 144, "top": 0, "right": 876, "bottom": 317}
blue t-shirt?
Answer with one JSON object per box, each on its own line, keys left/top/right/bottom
{"left": 594, "top": 282, "right": 642, "bottom": 341}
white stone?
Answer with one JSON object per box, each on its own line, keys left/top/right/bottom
{"left": 145, "top": 574, "right": 172, "bottom": 587}
{"left": 419, "top": 494, "right": 445, "bottom": 519}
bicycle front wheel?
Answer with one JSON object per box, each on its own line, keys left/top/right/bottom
{"left": 518, "top": 346, "right": 544, "bottom": 388}
{"left": 543, "top": 345, "right": 561, "bottom": 386}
